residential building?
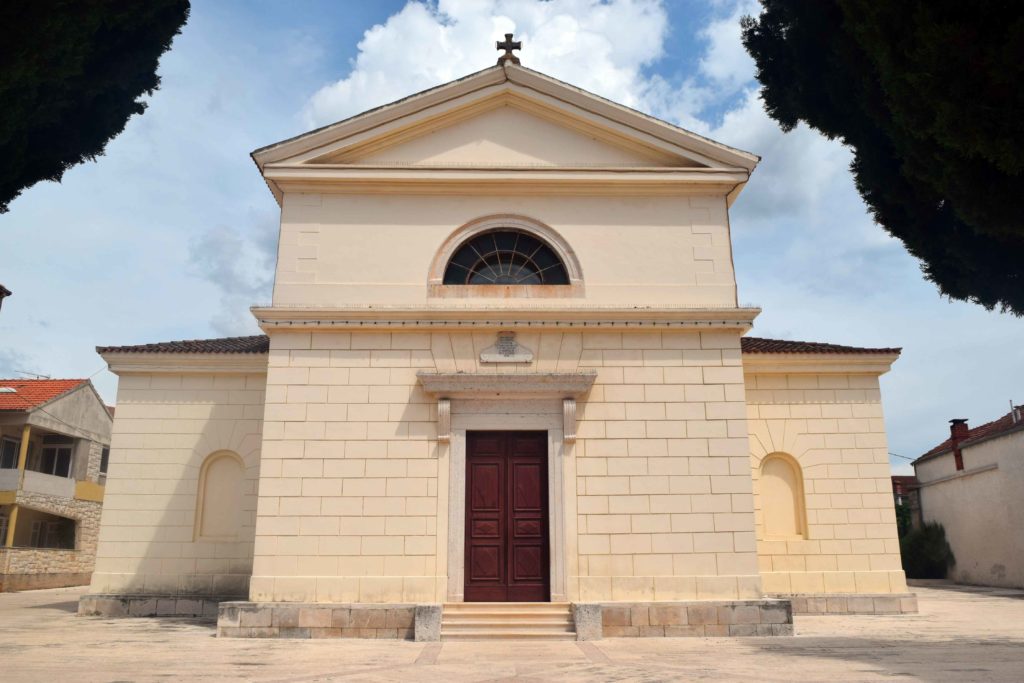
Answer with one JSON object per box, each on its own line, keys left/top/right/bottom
{"left": 0, "top": 379, "right": 112, "bottom": 591}
{"left": 914, "top": 406, "right": 1024, "bottom": 588}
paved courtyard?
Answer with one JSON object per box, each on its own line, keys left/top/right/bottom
{"left": 1, "top": 583, "right": 1022, "bottom": 682}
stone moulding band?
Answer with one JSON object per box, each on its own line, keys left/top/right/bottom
{"left": 251, "top": 305, "right": 761, "bottom": 332}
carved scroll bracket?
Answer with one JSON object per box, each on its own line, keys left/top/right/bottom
{"left": 437, "top": 398, "right": 451, "bottom": 444}
{"left": 563, "top": 398, "right": 577, "bottom": 444}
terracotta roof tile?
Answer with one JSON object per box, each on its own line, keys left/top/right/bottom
{"left": 98, "top": 334, "right": 898, "bottom": 358}
{"left": 97, "top": 336, "right": 270, "bottom": 355}
{"left": 740, "top": 337, "right": 901, "bottom": 355}
{"left": 916, "top": 407, "right": 1024, "bottom": 463}
{"left": 0, "top": 378, "right": 88, "bottom": 412}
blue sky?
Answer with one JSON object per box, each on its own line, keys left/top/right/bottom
{"left": 1, "top": 0, "right": 1021, "bottom": 473}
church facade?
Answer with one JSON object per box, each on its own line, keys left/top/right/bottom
{"left": 80, "top": 61, "right": 915, "bottom": 639}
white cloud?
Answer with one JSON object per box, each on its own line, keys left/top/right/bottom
{"left": 697, "top": 0, "right": 758, "bottom": 92}
{"left": 305, "top": 0, "right": 668, "bottom": 127}
{"left": 187, "top": 210, "right": 278, "bottom": 336}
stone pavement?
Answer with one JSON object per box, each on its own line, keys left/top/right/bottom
{"left": 2, "top": 583, "right": 1023, "bottom": 682}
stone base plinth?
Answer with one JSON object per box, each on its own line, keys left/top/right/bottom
{"left": 2, "top": 572, "right": 91, "bottom": 592}
{"left": 78, "top": 594, "right": 232, "bottom": 618}
{"left": 217, "top": 602, "right": 434, "bottom": 639}
{"left": 585, "top": 599, "right": 793, "bottom": 638}
{"left": 772, "top": 593, "right": 918, "bottom": 615}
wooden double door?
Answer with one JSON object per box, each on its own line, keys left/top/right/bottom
{"left": 464, "top": 431, "right": 550, "bottom": 602}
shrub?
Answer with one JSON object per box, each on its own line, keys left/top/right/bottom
{"left": 900, "top": 522, "right": 955, "bottom": 579}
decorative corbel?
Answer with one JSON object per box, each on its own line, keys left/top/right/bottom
{"left": 437, "top": 398, "right": 451, "bottom": 444}
{"left": 563, "top": 398, "right": 577, "bottom": 444}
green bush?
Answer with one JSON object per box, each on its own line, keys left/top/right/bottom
{"left": 900, "top": 522, "right": 955, "bottom": 579}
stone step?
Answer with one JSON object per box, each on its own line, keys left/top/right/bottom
{"left": 443, "top": 602, "right": 571, "bottom": 608}
{"left": 443, "top": 611, "right": 572, "bottom": 620}
{"left": 441, "top": 629, "right": 578, "bottom": 641}
{"left": 440, "top": 602, "right": 575, "bottom": 641}
{"left": 441, "top": 619, "right": 574, "bottom": 630}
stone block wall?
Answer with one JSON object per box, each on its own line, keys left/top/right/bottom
{"left": 744, "top": 372, "right": 907, "bottom": 595}
{"left": 88, "top": 372, "right": 265, "bottom": 597}
{"left": 254, "top": 328, "right": 760, "bottom": 604}
{"left": 79, "top": 593, "right": 222, "bottom": 618}
{"left": 784, "top": 592, "right": 918, "bottom": 615}
{"left": 217, "top": 602, "right": 416, "bottom": 639}
{"left": 595, "top": 599, "right": 792, "bottom": 637}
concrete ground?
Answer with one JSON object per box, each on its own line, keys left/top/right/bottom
{"left": 1, "top": 584, "right": 1022, "bottom": 682}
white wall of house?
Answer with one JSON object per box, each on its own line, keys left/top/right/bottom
{"left": 916, "top": 429, "right": 1024, "bottom": 589}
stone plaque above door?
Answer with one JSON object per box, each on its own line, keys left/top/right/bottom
{"left": 480, "top": 331, "right": 534, "bottom": 364}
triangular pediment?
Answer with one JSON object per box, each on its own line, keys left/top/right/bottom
{"left": 316, "top": 98, "right": 690, "bottom": 168}
{"left": 252, "top": 65, "right": 759, "bottom": 204}
{"left": 255, "top": 66, "right": 758, "bottom": 172}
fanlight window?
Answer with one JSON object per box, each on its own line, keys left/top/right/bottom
{"left": 442, "top": 229, "right": 569, "bottom": 285}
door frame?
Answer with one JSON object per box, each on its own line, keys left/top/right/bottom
{"left": 441, "top": 403, "right": 573, "bottom": 602}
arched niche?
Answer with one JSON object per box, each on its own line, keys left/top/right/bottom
{"left": 194, "top": 450, "right": 245, "bottom": 541}
{"left": 427, "top": 214, "right": 584, "bottom": 297}
{"left": 759, "top": 452, "right": 808, "bottom": 540}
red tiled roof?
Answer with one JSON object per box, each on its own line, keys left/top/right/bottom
{"left": 891, "top": 475, "right": 919, "bottom": 493}
{"left": 97, "top": 336, "right": 270, "bottom": 355}
{"left": 916, "top": 407, "right": 1024, "bottom": 463}
{"left": 97, "top": 334, "right": 897, "bottom": 357}
{"left": 0, "top": 378, "right": 88, "bottom": 412}
{"left": 740, "top": 337, "right": 901, "bottom": 355}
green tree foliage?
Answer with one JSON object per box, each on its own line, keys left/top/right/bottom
{"left": 894, "top": 502, "right": 913, "bottom": 538}
{"left": 742, "top": 2, "right": 1024, "bottom": 314}
{"left": 900, "top": 521, "right": 955, "bottom": 579}
{"left": 0, "top": 0, "right": 190, "bottom": 213}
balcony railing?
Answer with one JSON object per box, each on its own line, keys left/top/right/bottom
{"left": 0, "top": 469, "right": 75, "bottom": 498}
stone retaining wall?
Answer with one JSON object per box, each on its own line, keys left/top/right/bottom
{"left": 217, "top": 602, "right": 422, "bottom": 639}
{"left": 775, "top": 593, "right": 918, "bottom": 615}
{"left": 577, "top": 599, "right": 793, "bottom": 638}
{"left": 78, "top": 594, "right": 227, "bottom": 618}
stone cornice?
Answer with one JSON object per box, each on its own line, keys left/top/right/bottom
{"left": 252, "top": 305, "right": 761, "bottom": 332}
{"left": 100, "top": 352, "right": 268, "bottom": 376}
{"left": 260, "top": 165, "right": 749, "bottom": 197}
{"left": 741, "top": 353, "right": 900, "bottom": 376}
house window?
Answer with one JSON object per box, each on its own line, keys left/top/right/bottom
{"left": 39, "top": 435, "right": 74, "bottom": 478}
{"left": 24, "top": 513, "right": 76, "bottom": 549}
{"left": 100, "top": 447, "right": 110, "bottom": 475}
{"left": 0, "top": 437, "right": 18, "bottom": 469}
{"left": 443, "top": 229, "right": 570, "bottom": 285}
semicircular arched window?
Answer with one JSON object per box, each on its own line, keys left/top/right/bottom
{"left": 442, "top": 229, "right": 570, "bottom": 285}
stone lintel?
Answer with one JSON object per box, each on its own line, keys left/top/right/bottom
{"left": 416, "top": 370, "right": 597, "bottom": 400}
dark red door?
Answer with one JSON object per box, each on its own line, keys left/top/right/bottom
{"left": 465, "top": 431, "right": 549, "bottom": 602}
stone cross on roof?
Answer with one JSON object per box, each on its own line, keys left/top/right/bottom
{"left": 496, "top": 33, "right": 521, "bottom": 65}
